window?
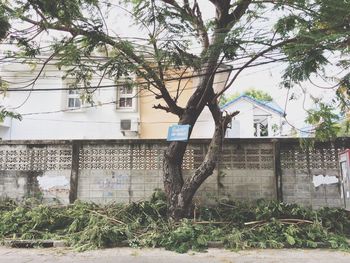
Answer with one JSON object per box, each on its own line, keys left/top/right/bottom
{"left": 67, "top": 84, "right": 82, "bottom": 109}
{"left": 117, "top": 85, "right": 135, "bottom": 109}
{"left": 253, "top": 117, "right": 269, "bottom": 137}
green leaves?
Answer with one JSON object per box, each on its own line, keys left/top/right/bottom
{"left": 285, "top": 233, "right": 296, "bottom": 245}
{"left": 1, "top": 197, "right": 350, "bottom": 252}
{"left": 277, "top": 1, "right": 350, "bottom": 120}
{"left": 0, "top": 4, "right": 10, "bottom": 40}
{"left": 27, "top": 0, "right": 88, "bottom": 23}
{"left": 0, "top": 106, "right": 22, "bottom": 123}
{"left": 283, "top": 45, "right": 329, "bottom": 82}
{"left": 161, "top": 220, "right": 206, "bottom": 253}
{"left": 305, "top": 102, "right": 341, "bottom": 141}
{"left": 275, "top": 15, "right": 307, "bottom": 38}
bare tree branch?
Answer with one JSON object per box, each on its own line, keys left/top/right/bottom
{"left": 195, "top": 54, "right": 228, "bottom": 111}
{"left": 208, "top": 0, "right": 252, "bottom": 36}
{"left": 229, "top": 0, "right": 252, "bottom": 24}
{"left": 160, "top": 0, "right": 209, "bottom": 50}
{"left": 150, "top": 1, "right": 165, "bottom": 83}
{"left": 175, "top": 66, "right": 190, "bottom": 103}
{"left": 153, "top": 103, "right": 171, "bottom": 113}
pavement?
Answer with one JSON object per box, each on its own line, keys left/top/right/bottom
{"left": 0, "top": 247, "right": 349, "bottom": 263}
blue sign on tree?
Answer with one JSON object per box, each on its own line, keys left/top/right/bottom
{"left": 167, "top": 124, "right": 191, "bottom": 142}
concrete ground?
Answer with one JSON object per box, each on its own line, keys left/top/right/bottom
{"left": 0, "top": 247, "right": 350, "bottom": 263}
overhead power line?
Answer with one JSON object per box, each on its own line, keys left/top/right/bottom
{"left": 2, "top": 55, "right": 288, "bottom": 93}
{"left": 19, "top": 79, "right": 229, "bottom": 116}
{"left": 22, "top": 117, "right": 212, "bottom": 125}
{"left": 2, "top": 67, "right": 233, "bottom": 92}
{"left": 19, "top": 90, "right": 289, "bottom": 119}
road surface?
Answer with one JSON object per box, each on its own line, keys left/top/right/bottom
{"left": 0, "top": 247, "right": 349, "bottom": 263}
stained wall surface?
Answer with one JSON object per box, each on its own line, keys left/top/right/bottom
{"left": 0, "top": 138, "right": 348, "bottom": 209}
{"left": 280, "top": 141, "right": 345, "bottom": 208}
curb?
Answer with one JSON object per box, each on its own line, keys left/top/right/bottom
{"left": 4, "top": 239, "right": 66, "bottom": 248}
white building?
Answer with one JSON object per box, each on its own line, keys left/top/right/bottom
{"left": 1, "top": 58, "right": 289, "bottom": 140}
{"left": 192, "top": 95, "right": 288, "bottom": 138}
{"left": 0, "top": 61, "right": 139, "bottom": 140}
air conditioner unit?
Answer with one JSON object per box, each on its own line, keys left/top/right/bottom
{"left": 120, "top": 119, "right": 138, "bottom": 136}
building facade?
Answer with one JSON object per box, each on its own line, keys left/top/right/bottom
{"left": 0, "top": 61, "right": 139, "bottom": 140}
{"left": 139, "top": 66, "right": 232, "bottom": 139}
{"left": 192, "top": 95, "right": 288, "bottom": 138}
{"left": 1, "top": 60, "right": 288, "bottom": 140}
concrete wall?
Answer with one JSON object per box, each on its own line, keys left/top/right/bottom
{"left": 78, "top": 169, "right": 161, "bottom": 203}
{"left": 0, "top": 142, "right": 72, "bottom": 204}
{"left": 282, "top": 169, "right": 342, "bottom": 208}
{"left": 217, "top": 142, "right": 276, "bottom": 201}
{"left": 280, "top": 141, "right": 346, "bottom": 208}
{"left": 0, "top": 138, "right": 348, "bottom": 208}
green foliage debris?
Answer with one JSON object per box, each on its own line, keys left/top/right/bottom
{"left": 0, "top": 195, "right": 349, "bottom": 253}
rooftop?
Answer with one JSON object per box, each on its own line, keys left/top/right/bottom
{"left": 221, "top": 94, "right": 285, "bottom": 116}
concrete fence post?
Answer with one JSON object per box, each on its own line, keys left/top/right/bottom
{"left": 273, "top": 140, "right": 283, "bottom": 201}
{"left": 69, "top": 141, "right": 81, "bottom": 203}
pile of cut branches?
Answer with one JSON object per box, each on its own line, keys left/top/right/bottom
{"left": 0, "top": 194, "right": 349, "bottom": 253}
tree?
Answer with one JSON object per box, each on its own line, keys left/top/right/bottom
{"left": 220, "top": 88, "right": 273, "bottom": 106}
{"left": 0, "top": 0, "right": 349, "bottom": 219}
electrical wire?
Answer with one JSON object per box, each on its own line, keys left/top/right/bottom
{"left": 18, "top": 78, "right": 229, "bottom": 116}
{"left": 21, "top": 117, "right": 212, "bottom": 125}
{"left": 2, "top": 68, "right": 232, "bottom": 92}
{"left": 1, "top": 55, "right": 289, "bottom": 92}
{"left": 19, "top": 90, "right": 289, "bottom": 122}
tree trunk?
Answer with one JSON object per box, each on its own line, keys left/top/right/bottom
{"left": 164, "top": 107, "right": 235, "bottom": 220}
{"left": 163, "top": 140, "right": 187, "bottom": 219}
{"left": 162, "top": 26, "right": 234, "bottom": 220}
{"left": 162, "top": 109, "right": 197, "bottom": 219}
